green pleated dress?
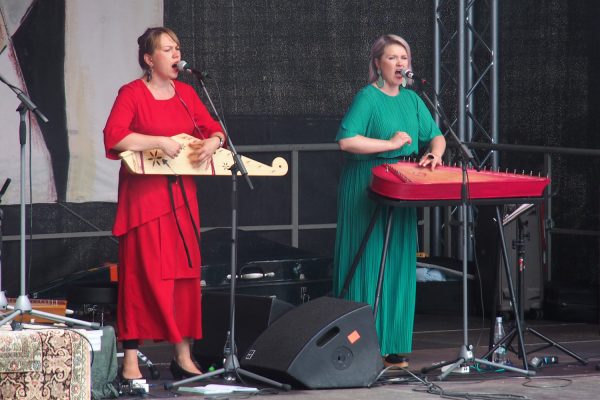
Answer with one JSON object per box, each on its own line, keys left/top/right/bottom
{"left": 333, "top": 84, "right": 442, "bottom": 355}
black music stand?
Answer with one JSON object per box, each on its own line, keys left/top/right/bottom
{"left": 480, "top": 205, "right": 587, "bottom": 366}
{"left": 164, "top": 72, "right": 290, "bottom": 392}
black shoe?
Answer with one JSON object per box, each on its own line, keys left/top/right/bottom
{"left": 116, "top": 367, "right": 144, "bottom": 395}
{"left": 117, "top": 367, "right": 143, "bottom": 384}
{"left": 383, "top": 354, "right": 409, "bottom": 368}
{"left": 169, "top": 359, "right": 202, "bottom": 380}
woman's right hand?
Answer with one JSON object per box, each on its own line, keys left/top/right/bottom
{"left": 389, "top": 131, "right": 412, "bottom": 150}
{"left": 160, "top": 137, "right": 183, "bottom": 158}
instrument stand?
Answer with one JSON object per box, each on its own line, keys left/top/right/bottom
{"left": 0, "top": 75, "right": 99, "bottom": 329}
{"left": 480, "top": 214, "right": 587, "bottom": 366}
{"left": 422, "top": 205, "right": 533, "bottom": 379}
{"left": 165, "top": 74, "right": 290, "bottom": 392}
{"left": 339, "top": 193, "right": 534, "bottom": 379}
{"left": 414, "top": 84, "right": 532, "bottom": 379}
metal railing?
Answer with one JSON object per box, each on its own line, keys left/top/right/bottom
{"left": 2, "top": 143, "right": 340, "bottom": 248}
{"left": 465, "top": 141, "right": 600, "bottom": 280}
{"left": 4, "top": 140, "right": 598, "bottom": 281}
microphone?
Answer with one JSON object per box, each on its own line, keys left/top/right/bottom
{"left": 175, "top": 60, "right": 210, "bottom": 79}
{"left": 401, "top": 68, "right": 427, "bottom": 85}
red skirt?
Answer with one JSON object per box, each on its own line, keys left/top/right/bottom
{"left": 117, "top": 205, "right": 202, "bottom": 343}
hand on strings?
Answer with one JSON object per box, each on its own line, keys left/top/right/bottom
{"left": 418, "top": 152, "right": 443, "bottom": 171}
{"left": 188, "top": 137, "right": 220, "bottom": 168}
{"left": 160, "top": 137, "right": 183, "bottom": 158}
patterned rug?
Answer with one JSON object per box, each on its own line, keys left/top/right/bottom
{"left": 0, "top": 328, "right": 90, "bottom": 399}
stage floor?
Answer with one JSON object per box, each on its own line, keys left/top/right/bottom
{"left": 118, "top": 313, "right": 600, "bottom": 400}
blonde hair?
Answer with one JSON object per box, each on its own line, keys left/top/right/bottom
{"left": 368, "top": 34, "right": 413, "bottom": 85}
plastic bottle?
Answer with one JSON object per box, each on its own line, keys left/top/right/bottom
{"left": 492, "top": 316, "right": 508, "bottom": 365}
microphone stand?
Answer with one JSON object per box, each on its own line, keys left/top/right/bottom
{"left": 0, "top": 179, "right": 11, "bottom": 310}
{"left": 165, "top": 73, "right": 289, "bottom": 391}
{"left": 414, "top": 80, "right": 532, "bottom": 379}
{"left": 0, "top": 74, "right": 99, "bottom": 329}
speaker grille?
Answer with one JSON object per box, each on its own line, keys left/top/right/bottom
{"left": 242, "top": 297, "right": 383, "bottom": 388}
{"left": 193, "top": 293, "right": 293, "bottom": 369}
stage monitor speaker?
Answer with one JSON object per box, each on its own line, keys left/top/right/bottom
{"left": 192, "top": 293, "right": 294, "bottom": 369}
{"left": 241, "top": 296, "right": 383, "bottom": 389}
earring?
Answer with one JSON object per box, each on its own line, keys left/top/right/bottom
{"left": 376, "top": 69, "right": 384, "bottom": 88}
{"left": 146, "top": 68, "right": 152, "bottom": 82}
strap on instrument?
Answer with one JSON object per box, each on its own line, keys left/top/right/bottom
{"left": 167, "top": 176, "right": 202, "bottom": 268}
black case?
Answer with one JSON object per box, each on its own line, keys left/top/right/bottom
{"left": 200, "top": 229, "right": 333, "bottom": 305}
{"left": 33, "top": 229, "right": 333, "bottom": 308}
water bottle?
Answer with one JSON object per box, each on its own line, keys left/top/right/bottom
{"left": 492, "top": 316, "right": 508, "bottom": 365}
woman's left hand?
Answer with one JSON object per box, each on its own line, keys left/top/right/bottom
{"left": 188, "top": 136, "right": 221, "bottom": 168}
{"left": 418, "top": 152, "right": 443, "bottom": 171}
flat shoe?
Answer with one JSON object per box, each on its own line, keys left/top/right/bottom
{"left": 383, "top": 354, "right": 409, "bottom": 368}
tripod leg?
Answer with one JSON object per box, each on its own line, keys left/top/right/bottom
{"left": 480, "top": 327, "right": 517, "bottom": 360}
{"left": 373, "top": 207, "right": 393, "bottom": 319}
{"left": 164, "top": 362, "right": 292, "bottom": 391}
{"left": 164, "top": 368, "right": 225, "bottom": 389}
{"left": 526, "top": 327, "right": 588, "bottom": 365}
{"left": 474, "top": 357, "right": 536, "bottom": 376}
{"left": 0, "top": 310, "right": 23, "bottom": 327}
{"left": 494, "top": 206, "right": 528, "bottom": 370}
{"left": 338, "top": 205, "right": 381, "bottom": 298}
{"left": 237, "top": 368, "right": 291, "bottom": 391}
{"left": 438, "top": 356, "right": 467, "bottom": 381}
{"left": 421, "top": 358, "right": 462, "bottom": 374}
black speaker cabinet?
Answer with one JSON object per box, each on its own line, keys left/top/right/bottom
{"left": 192, "top": 293, "right": 294, "bottom": 369}
{"left": 241, "top": 297, "right": 383, "bottom": 389}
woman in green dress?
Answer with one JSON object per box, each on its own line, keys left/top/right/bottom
{"left": 333, "top": 34, "right": 446, "bottom": 367}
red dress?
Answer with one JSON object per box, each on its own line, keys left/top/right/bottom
{"left": 103, "top": 79, "right": 223, "bottom": 343}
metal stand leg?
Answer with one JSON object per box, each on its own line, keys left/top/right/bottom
{"left": 337, "top": 204, "right": 394, "bottom": 319}
{"left": 422, "top": 205, "right": 534, "bottom": 379}
{"left": 373, "top": 208, "right": 394, "bottom": 318}
{"left": 165, "top": 169, "right": 290, "bottom": 392}
{"left": 338, "top": 205, "right": 382, "bottom": 298}
{"left": 480, "top": 210, "right": 587, "bottom": 366}
{"left": 0, "top": 103, "right": 99, "bottom": 330}
{"left": 0, "top": 179, "right": 10, "bottom": 310}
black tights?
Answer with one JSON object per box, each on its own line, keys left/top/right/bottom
{"left": 122, "top": 339, "right": 139, "bottom": 350}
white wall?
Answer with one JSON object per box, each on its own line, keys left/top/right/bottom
{"left": 64, "top": 0, "right": 163, "bottom": 202}
{"left": 0, "top": 0, "right": 54, "bottom": 204}
{"left": 0, "top": 0, "right": 163, "bottom": 205}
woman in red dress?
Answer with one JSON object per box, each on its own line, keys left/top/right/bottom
{"left": 103, "top": 27, "right": 225, "bottom": 382}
